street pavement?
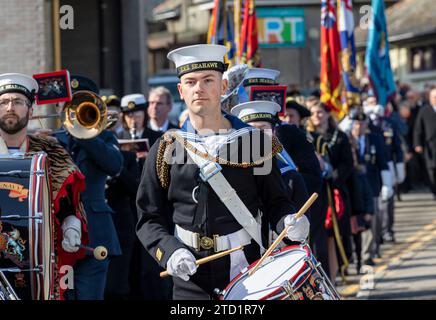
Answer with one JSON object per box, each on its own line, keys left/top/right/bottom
{"left": 336, "top": 190, "right": 436, "bottom": 300}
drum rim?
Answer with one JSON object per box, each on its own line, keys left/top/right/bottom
{"left": 222, "top": 244, "right": 311, "bottom": 300}
{"left": 28, "top": 153, "right": 54, "bottom": 300}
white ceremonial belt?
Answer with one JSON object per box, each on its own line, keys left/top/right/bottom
{"left": 175, "top": 225, "right": 252, "bottom": 252}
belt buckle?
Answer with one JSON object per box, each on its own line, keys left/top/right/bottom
{"left": 200, "top": 236, "right": 214, "bottom": 250}
{"left": 195, "top": 234, "right": 219, "bottom": 251}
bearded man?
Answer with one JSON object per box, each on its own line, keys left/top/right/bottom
{"left": 0, "top": 73, "right": 88, "bottom": 300}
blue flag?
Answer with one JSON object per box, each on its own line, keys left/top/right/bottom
{"left": 365, "top": 0, "right": 396, "bottom": 106}
{"left": 338, "top": 0, "right": 360, "bottom": 108}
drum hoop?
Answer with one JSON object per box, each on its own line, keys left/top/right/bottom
{"left": 28, "top": 152, "right": 54, "bottom": 300}
{"left": 263, "top": 265, "right": 312, "bottom": 300}
{"left": 38, "top": 153, "right": 54, "bottom": 300}
{"left": 28, "top": 154, "right": 37, "bottom": 299}
{"left": 222, "top": 244, "right": 311, "bottom": 300}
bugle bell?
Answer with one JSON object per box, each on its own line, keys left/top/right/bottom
{"left": 31, "top": 90, "right": 112, "bottom": 139}
{"left": 61, "top": 90, "right": 108, "bottom": 139}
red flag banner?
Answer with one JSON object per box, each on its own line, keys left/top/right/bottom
{"left": 239, "top": 0, "right": 260, "bottom": 67}
{"left": 320, "top": 0, "right": 343, "bottom": 119}
{"left": 207, "top": 0, "right": 222, "bottom": 44}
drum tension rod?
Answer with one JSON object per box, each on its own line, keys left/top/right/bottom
{"left": 0, "top": 268, "right": 42, "bottom": 273}
{"left": 281, "top": 281, "right": 295, "bottom": 297}
{"left": 0, "top": 215, "right": 42, "bottom": 221}
{"left": 0, "top": 170, "right": 44, "bottom": 177}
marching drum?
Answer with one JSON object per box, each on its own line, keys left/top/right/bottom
{"left": 220, "top": 244, "right": 341, "bottom": 300}
{"left": 0, "top": 153, "right": 54, "bottom": 300}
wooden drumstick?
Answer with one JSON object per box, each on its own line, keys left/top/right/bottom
{"left": 77, "top": 245, "right": 108, "bottom": 261}
{"left": 160, "top": 245, "right": 244, "bottom": 278}
{"left": 248, "top": 193, "right": 318, "bottom": 276}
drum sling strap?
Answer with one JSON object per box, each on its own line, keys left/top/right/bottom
{"left": 180, "top": 137, "right": 264, "bottom": 250}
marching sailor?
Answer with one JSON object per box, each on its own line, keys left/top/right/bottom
{"left": 136, "top": 44, "right": 310, "bottom": 299}
{"left": 363, "top": 100, "right": 405, "bottom": 243}
{"left": 230, "top": 100, "right": 309, "bottom": 209}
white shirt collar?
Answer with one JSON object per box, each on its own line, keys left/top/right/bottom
{"left": 149, "top": 119, "right": 169, "bottom": 132}
{"left": 0, "top": 135, "right": 27, "bottom": 155}
{"left": 202, "top": 133, "right": 231, "bottom": 157}
{"left": 136, "top": 128, "right": 144, "bottom": 138}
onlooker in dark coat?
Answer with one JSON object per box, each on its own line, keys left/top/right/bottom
{"left": 414, "top": 88, "right": 436, "bottom": 199}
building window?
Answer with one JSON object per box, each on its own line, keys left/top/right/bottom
{"left": 410, "top": 45, "right": 436, "bottom": 73}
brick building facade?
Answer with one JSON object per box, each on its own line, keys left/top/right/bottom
{"left": 0, "top": 0, "right": 52, "bottom": 75}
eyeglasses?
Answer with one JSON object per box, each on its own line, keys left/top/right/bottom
{"left": 0, "top": 98, "right": 29, "bottom": 108}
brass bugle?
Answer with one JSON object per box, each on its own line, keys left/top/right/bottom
{"left": 30, "top": 90, "right": 118, "bottom": 139}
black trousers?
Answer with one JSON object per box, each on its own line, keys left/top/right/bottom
{"left": 309, "top": 198, "right": 330, "bottom": 277}
{"left": 352, "top": 233, "right": 362, "bottom": 265}
{"left": 426, "top": 166, "right": 436, "bottom": 196}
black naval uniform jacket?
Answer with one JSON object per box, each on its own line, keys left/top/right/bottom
{"left": 136, "top": 114, "right": 296, "bottom": 296}
{"left": 369, "top": 119, "right": 404, "bottom": 164}
{"left": 357, "top": 132, "right": 389, "bottom": 197}
{"left": 275, "top": 123, "right": 322, "bottom": 196}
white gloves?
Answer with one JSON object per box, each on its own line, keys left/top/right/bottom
{"left": 381, "top": 169, "right": 394, "bottom": 201}
{"left": 167, "top": 248, "right": 197, "bottom": 281}
{"left": 61, "top": 215, "right": 81, "bottom": 253}
{"left": 395, "top": 162, "right": 406, "bottom": 184}
{"left": 284, "top": 214, "right": 310, "bottom": 242}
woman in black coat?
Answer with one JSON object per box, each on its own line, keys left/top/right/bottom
{"left": 306, "top": 103, "right": 354, "bottom": 284}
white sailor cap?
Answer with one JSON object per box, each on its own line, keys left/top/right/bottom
{"left": 231, "top": 100, "right": 281, "bottom": 123}
{"left": 167, "top": 44, "right": 229, "bottom": 78}
{"left": 120, "top": 93, "right": 148, "bottom": 113}
{"left": 243, "top": 68, "right": 280, "bottom": 87}
{"left": 0, "top": 73, "right": 38, "bottom": 103}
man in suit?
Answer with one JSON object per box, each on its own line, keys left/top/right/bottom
{"left": 148, "top": 86, "right": 179, "bottom": 132}
{"left": 414, "top": 87, "right": 436, "bottom": 200}
{"left": 55, "top": 75, "right": 123, "bottom": 300}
